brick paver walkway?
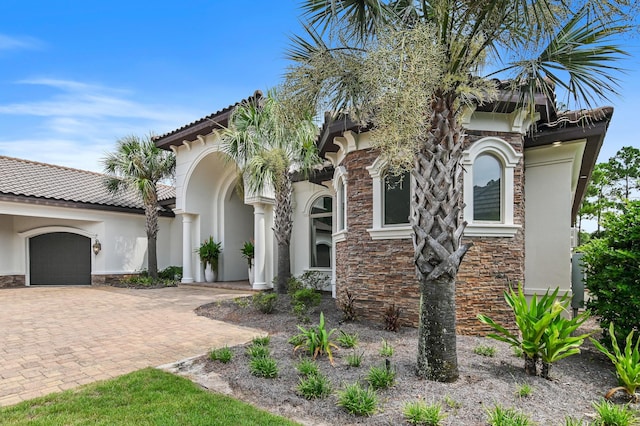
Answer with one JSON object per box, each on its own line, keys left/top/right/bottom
{"left": 0, "top": 285, "right": 260, "bottom": 407}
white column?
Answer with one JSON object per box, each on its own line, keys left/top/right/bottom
{"left": 252, "top": 203, "right": 269, "bottom": 290}
{"left": 181, "top": 213, "right": 194, "bottom": 283}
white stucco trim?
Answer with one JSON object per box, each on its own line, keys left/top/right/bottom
{"left": 332, "top": 166, "right": 348, "bottom": 232}
{"left": 367, "top": 225, "right": 412, "bottom": 240}
{"left": 325, "top": 131, "right": 372, "bottom": 167}
{"left": 462, "top": 137, "right": 522, "bottom": 237}
{"left": 462, "top": 109, "right": 540, "bottom": 134}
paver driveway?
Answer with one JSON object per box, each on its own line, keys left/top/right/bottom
{"left": 0, "top": 285, "right": 261, "bottom": 407}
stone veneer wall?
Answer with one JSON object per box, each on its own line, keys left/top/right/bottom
{"left": 91, "top": 274, "right": 141, "bottom": 286}
{"left": 0, "top": 275, "right": 25, "bottom": 288}
{"left": 335, "top": 131, "right": 524, "bottom": 335}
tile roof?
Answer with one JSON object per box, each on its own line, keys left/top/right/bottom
{"left": 0, "top": 155, "right": 175, "bottom": 211}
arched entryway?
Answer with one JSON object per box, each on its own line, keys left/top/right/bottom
{"left": 29, "top": 232, "right": 91, "bottom": 285}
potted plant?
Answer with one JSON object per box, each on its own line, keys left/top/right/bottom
{"left": 241, "top": 240, "right": 255, "bottom": 285}
{"left": 197, "top": 237, "right": 222, "bottom": 282}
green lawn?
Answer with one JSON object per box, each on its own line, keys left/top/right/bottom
{"left": 0, "top": 368, "right": 300, "bottom": 426}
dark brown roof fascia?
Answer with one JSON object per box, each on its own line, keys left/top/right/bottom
{"left": 154, "top": 90, "right": 262, "bottom": 151}
{"left": 0, "top": 193, "right": 175, "bottom": 217}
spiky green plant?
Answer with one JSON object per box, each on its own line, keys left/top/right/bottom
{"left": 293, "top": 312, "right": 339, "bottom": 365}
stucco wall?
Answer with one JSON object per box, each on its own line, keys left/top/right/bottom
{"left": 524, "top": 141, "right": 585, "bottom": 295}
{"left": 0, "top": 200, "right": 180, "bottom": 285}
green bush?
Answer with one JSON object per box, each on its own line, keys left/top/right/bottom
{"left": 379, "top": 339, "right": 394, "bottom": 357}
{"left": 403, "top": 400, "right": 447, "bottom": 426}
{"left": 246, "top": 344, "right": 270, "bottom": 359}
{"left": 296, "top": 373, "right": 333, "bottom": 399}
{"left": 252, "top": 293, "right": 278, "bottom": 314}
{"left": 292, "top": 288, "right": 322, "bottom": 308}
{"left": 295, "top": 359, "right": 319, "bottom": 377}
{"left": 473, "top": 344, "right": 497, "bottom": 357}
{"left": 337, "top": 382, "right": 378, "bottom": 416}
{"left": 293, "top": 312, "right": 338, "bottom": 365}
{"left": 366, "top": 362, "right": 396, "bottom": 390}
{"left": 591, "top": 322, "right": 640, "bottom": 401}
{"left": 251, "top": 335, "right": 270, "bottom": 346}
{"left": 592, "top": 399, "right": 638, "bottom": 426}
{"left": 158, "top": 266, "right": 182, "bottom": 281}
{"left": 209, "top": 346, "right": 233, "bottom": 363}
{"left": 346, "top": 351, "right": 364, "bottom": 367}
{"left": 582, "top": 201, "right": 640, "bottom": 349}
{"left": 477, "top": 283, "right": 590, "bottom": 378}
{"left": 486, "top": 404, "right": 535, "bottom": 426}
{"left": 298, "top": 270, "right": 330, "bottom": 291}
{"left": 287, "top": 277, "right": 304, "bottom": 295}
{"left": 336, "top": 331, "right": 359, "bottom": 348}
{"left": 249, "top": 357, "right": 278, "bottom": 378}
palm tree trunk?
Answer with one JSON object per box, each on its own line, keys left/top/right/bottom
{"left": 145, "top": 199, "right": 159, "bottom": 280}
{"left": 274, "top": 174, "right": 293, "bottom": 294}
{"left": 413, "top": 90, "right": 471, "bottom": 382}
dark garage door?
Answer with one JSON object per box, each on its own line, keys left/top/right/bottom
{"left": 29, "top": 232, "right": 91, "bottom": 285}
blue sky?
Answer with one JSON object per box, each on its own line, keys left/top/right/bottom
{"left": 1, "top": 1, "right": 639, "bottom": 173}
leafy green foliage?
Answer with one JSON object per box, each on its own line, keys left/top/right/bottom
{"left": 336, "top": 331, "right": 359, "bottom": 348}
{"left": 443, "top": 395, "right": 461, "bottom": 410}
{"left": 516, "top": 383, "right": 533, "bottom": 398}
{"left": 252, "top": 292, "right": 278, "bottom": 314}
{"left": 403, "top": 400, "right": 447, "bottom": 426}
{"left": 209, "top": 346, "right": 233, "bottom": 364}
{"left": 295, "top": 359, "right": 319, "bottom": 377}
{"left": 158, "top": 266, "right": 182, "bottom": 281}
{"left": 367, "top": 362, "right": 396, "bottom": 390}
{"left": 582, "top": 201, "right": 640, "bottom": 348}
{"left": 245, "top": 344, "right": 270, "bottom": 359}
{"left": 249, "top": 357, "right": 279, "bottom": 378}
{"left": 292, "top": 288, "right": 322, "bottom": 308}
{"left": 337, "top": 382, "right": 378, "bottom": 417}
{"left": 486, "top": 404, "right": 535, "bottom": 426}
{"left": 473, "top": 344, "right": 497, "bottom": 357}
{"left": 240, "top": 240, "right": 254, "bottom": 267}
{"left": 591, "top": 322, "right": 640, "bottom": 401}
{"left": 298, "top": 270, "right": 330, "bottom": 291}
{"left": 346, "top": 351, "right": 364, "bottom": 368}
{"left": 296, "top": 372, "right": 333, "bottom": 399}
{"left": 252, "top": 335, "right": 270, "bottom": 346}
{"left": 591, "top": 399, "right": 638, "bottom": 426}
{"left": 379, "top": 339, "right": 394, "bottom": 357}
{"left": 478, "top": 283, "right": 590, "bottom": 377}
{"left": 294, "top": 312, "right": 339, "bottom": 365}
{"left": 196, "top": 237, "right": 222, "bottom": 270}
{"left": 563, "top": 417, "right": 586, "bottom": 426}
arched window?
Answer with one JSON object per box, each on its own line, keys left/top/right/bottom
{"left": 473, "top": 154, "right": 502, "bottom": 222}
{"left": 310, "top": 196, "right": 332, "bottom": 268}
{"left": 462, "top": 137, "right": 522, "bottom": 237}
{"left": 383, "top": 171, "right": 410, "bottom": 225}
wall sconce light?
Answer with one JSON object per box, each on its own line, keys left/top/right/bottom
{"left": 92, "top": 239, "right": 102, "bottom": 255}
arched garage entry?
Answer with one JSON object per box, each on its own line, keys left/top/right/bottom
{"left": 29, "top": 232, "right": 91, "bottom": 285}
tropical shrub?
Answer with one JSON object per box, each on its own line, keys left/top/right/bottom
{"left": 209, "top": 346, "right": 233, "bottom": 363}
{"left": 337, "top": 382, "right": 378, "bottom": 416}
{"left": 336, "top": 331, "right": 359, "bottom": 348}
{"left": 383, "top": 303, "right": 401, "bottom": 331}
{"left": 403, "top": 400, "right": 447, "bottom": 426}
{"left": 478, "top": 283, "right": 590, "bottom": 377}
{"left": 249, "top": 357, "right": 278, "bottom": 378}
{"left": 297, "top": 373, "right": 333, "bottom": 399}
{"left": 591, "top": 322, "right": 640, "bottom": 402}
{"left": 292, "top": 288, "right": 322, "bottom": 308}
{"left": 293, "top": 312, "right": 338, "bottom": 365}
{"left": 591, "top": 399, "right": 638, "bottom": 426}
{"left": 158, "top": 266, "right": 182, "bottom": 281}
{"left": 339, "top": 290, "right": 357, "bottom": 321}
{"left": 367, "top": 362, "right": 396, "bottom": 390}
{"left": 252, "top": 292, "right": 278, "bottom": 314}
{"left": 582, "top": 201, "right": 640, "bottom": 349}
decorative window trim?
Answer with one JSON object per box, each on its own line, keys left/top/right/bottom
{"left": 332, "top": 166, "right": 348, "bottom": 232}
{"left": 462, "top": 137, "right": 522, "bottom": 238}
{"left": 366, "top": 157, "right": 412, "bottom": 239}
{"left": 309, "top": 195, "right": 333, "bottom": 268}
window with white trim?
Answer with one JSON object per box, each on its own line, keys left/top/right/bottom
{"left": 462, "top": 137, "right": 522, "bottom": 237}
{"left": 332, "top": 166, "right": 347, "bottom": 233}
{"left": 383, "top": 171, "right": 410, "bottom": 225}
{"left": 310, "top": 196, "right": 332, "bottom": 268}
{"left": 366, "top": 158, "right": 412, "bottom": 239}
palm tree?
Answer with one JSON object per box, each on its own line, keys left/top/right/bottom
{"left": 103, "top": 134, "right": 176, "bottom": 280}
{"left": 287, "top": 0, "right": 632, "bottom": 381}
{"left": 222, "top": 89, "right": 320, "bottom": 294}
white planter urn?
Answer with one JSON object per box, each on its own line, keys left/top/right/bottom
{"left": 248, "top": 260, "right": 254, "bottom": 286}
{"left": 204, "top": 263, "right": 216, "bottom": 283}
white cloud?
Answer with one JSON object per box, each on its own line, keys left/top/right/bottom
{"left": 0, "top": 77, "right": 203, "bottom": 172}
{"left": 0, "top": 34, "right": 42, "bottom": 51}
